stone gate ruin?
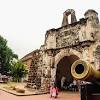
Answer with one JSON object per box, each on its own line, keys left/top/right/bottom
{"left": 21, "top": 9, "right": 100, "bottom": 92}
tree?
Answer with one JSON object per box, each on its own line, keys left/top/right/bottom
{"left": 10, "top": 61, "right": 28, "bottom": 82}
{"left": 0, "top": 35, "right": 18, "bottom": 75}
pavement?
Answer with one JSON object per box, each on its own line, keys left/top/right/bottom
{"left": 0, "top": 90, "right": 80, "bottom": 100}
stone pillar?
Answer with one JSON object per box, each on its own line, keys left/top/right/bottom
{"left": 94, "top": 45, "right": 100, "bottom": 70}
{"left": 51, "top": 68, "right": 56, "bottom": 85}
{"left": 40, "top": 50, "right": 55, "bottom": 92}
{"left": 62, "top": 12, "right": 68, "bottom": 26}
{"left": 71, "top": 13, "right": 77, "bottom": 23}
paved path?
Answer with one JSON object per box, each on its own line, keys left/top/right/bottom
{"left": 0, "top": 90, "right": 80, "bottom": 100}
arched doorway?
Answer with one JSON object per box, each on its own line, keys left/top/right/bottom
{"left": 55, "top": 55, "right": 79, "bottom": 89}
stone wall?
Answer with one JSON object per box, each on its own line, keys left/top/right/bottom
{"left": 27, "top": 50, "right": 43, "bottom": 89}
{"left": 21, "top": 9, "right": 100, "bottom": 91}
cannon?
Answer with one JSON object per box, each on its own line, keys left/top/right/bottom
{"left": 71, "top": 60, "right": 100, "bottom": 100}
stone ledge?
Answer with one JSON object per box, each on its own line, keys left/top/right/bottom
{"left": 0, "top": 87, "right": 48, "bottom": 96}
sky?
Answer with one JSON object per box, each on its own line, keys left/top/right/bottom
{"left": 0, "top": 0, "right": 99, "bottom": 58}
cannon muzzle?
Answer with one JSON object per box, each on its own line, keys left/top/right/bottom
{"left": 71, "top": 60, "right": 100, "bottom": 83}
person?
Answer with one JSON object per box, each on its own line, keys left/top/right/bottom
{"left": 56, "top": 86, "right": 59, "bottom": 97}
{"left": 50, "top": 85, "right": 53, "bottom": 97}
{"left": 61, "top": 76, "right": 66, "bottom": 90}
{"left": 50, "top": 85, "right": 59, "bottom": 98}
{"left": 73, "top": 80, "right": 78, "bottom": 92}
{"left": 52, "top": 86, "right": 57, "bottom": 98}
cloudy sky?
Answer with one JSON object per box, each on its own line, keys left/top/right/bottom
{"left": 0, "top": 0, "right": 99, "bottom": 58}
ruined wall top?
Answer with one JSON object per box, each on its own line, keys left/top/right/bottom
{"left": 21, "top": 49, "right": 40, "bottom": 62}
{"left": 64, "top": 9, "right": 75, "bottom": 15}
{"left": 84, "top": 9, "right": 98, "bottom": 18}
{"left": 84, "top": 9, "right": 99, "bottom": 25}
{"left": 22, "top": 9, "right": 100, "bottom": 60}
{"left": 62, "top": 9, "right": 99, "bottom": 27}
{"left": 62, "top": 9, "right": 77, "bottom": 26}
{"left": 44, "top": 9, "right": 100, "bottom": 50}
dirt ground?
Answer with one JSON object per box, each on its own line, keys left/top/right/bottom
{"left": 0, "top": 90, "right": 80, "bottom": 100}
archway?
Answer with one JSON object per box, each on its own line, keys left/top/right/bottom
{"left": 55, "top": 55, "right": 79, "bottom": 89}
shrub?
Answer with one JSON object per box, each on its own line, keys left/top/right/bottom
{"left": 16, "top": 88, "right": 25, "bottom": 93}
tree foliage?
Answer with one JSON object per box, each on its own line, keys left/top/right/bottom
{"left": 0, "top": 35, "right": 18, "bottom": 75}
{"left": 10, "top": 61, "right": 28, "bottom": 82}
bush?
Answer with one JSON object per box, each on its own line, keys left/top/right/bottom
{"left": 16, "top": 88, "right": 25, "bottom": 93}
{"left": 9, "top": 85, "right": 16, "bottom": 90}
{"left": 11, "top": 86, "right": 16, "bottom": 90}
